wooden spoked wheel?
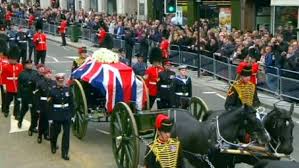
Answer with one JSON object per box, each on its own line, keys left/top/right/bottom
{"left": 111, "top": 102, "right": 139, "bottom": 168}
{"left": 71, "top": 79, "right": 88, "bottom": 139}
{"left": 188, "top": 96, "right": 209, "bottom": 122}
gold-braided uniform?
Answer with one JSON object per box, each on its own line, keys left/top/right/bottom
{"left": 72, "top": 57, "right": 85, "bottom": 72}
{"left": 144, "top": 138, "right": 184, "bottom": 168}
{"left": 225, "top": 80, "right": 260, "bottom": 111}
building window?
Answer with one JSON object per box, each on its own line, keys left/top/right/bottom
{"left": 90, "top": 0, "right": 98, "bottom": 12}
{"left": 274, "top": 6, "right": 298, "bottom": 34}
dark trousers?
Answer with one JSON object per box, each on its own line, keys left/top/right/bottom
{"left": 35, "top": 50, "right": 46, "bottom": 65}
{"left": 50, "top": 120, "right": 71, "bottom": 155}
{"left": 38, "top": 101, "right": 49, "bottom": 138}
{"left": 61, "top": 33, "right": 66, "bottom": 46}
{"left": 3, "top": 92, "right": 19, "bottom": 117}
{"left": 28, "top": 46, "right": 34, "bottom": 61}
{"left": 19, "top": 100, "right": 38, "bottom": 131}
{"left": 149, "top": 95, "right": 156, "bottom": 109}
{"left": 0, "top": 85, "right": 5, "bottom": 113}
{"left": 18, "top": 47, "right": 27, "bottom": 63}
{"left": 157, "top": 98, "right": 172, "bottom": 109}
{"left": 125, "top": 47, "right": 133, "bottom": 66}
{"left": 175, "top": 96, "right": 191, "bottom": 109}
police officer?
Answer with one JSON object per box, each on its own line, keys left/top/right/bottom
{"left": 26, "top": 25, "right": 35, "bottom": 61}
{"left": 2, "top": 46, "right": 23, "bottom": 118}
{"left": 35, "top": 68, "right": 55, "bottom": 143}
{"left": 48, "top": 73, "right": 74, "bottom": 160}
{"left": 18, "top": 60, "right": 39, "bottom": 136}
{"left": 16, "top": 26, "right": 28, "bottom": 63}
{"left": 72, "top": 47, "right": 87, "bottom": 72}
{"left": 7, "top": 26, "right": 17, "bottom": 48}
{"left": 225, "top": 65, "right": 261, "bottom": 111}
{"left": 157, "top": 61, "right": 175, "bottom": 109}
{"left": 144, "top": 47, "right": 164, "bottom": 109}
{"left": 144, "top": 114, "right": 184, "bottom": 168}
{"left": 0, "top": 39, "right": 8, "bottom": 113}
{"left": 172, "top": 65, "right": 192, "bottom": 109}
{"left": 132, "top": 53, "right": 147, "bottom": 76}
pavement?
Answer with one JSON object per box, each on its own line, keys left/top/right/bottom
{"left": 1, "top": 29, "right": 299, "bottom": 168}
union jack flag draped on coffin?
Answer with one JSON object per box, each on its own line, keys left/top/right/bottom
{"left": 72, "top": 57, "right": 148, "bottom": 112}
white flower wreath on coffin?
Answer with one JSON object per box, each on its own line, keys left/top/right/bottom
{"left": 92, "top": 48, "right": 120, "bottom": 64}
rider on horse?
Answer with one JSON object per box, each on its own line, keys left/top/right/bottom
{"left": 225, "top": 65, "right": 261, "bottom": 111}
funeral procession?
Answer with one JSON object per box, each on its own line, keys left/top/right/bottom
{"left": 1, "top": 0, "right": 299, "bottom": 168}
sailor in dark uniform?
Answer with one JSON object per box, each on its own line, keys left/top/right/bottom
{"left": 7, "top": 26, "right": 17, "bottom": 48}
{"left": 48, "top": 73, "right": 74, "bottom": 160}
{"left": 0, "top": 25, "right": 8, "bottom": 42}
{"left": 157, "top": 61, "right": 175, "bottom": 109}
{"left": 26, "top": 25, "right": 35, "bottom": 61}
{"left": 17, "top": 60, "right": 39, "bottom": 136}
{"left": 16, "top": 26, "right": 28, "bottom": 63}
{"left": 172, "top": 65, "right": 192, "bottom": 109}
{"left": 225, "top": 65, "right": 260, "bottom": 111}
{"left": 144, "top": 114, "right": 184, "bottom": 168}
{"left": 132, "top": 53, "right": 147, "bottom": 76}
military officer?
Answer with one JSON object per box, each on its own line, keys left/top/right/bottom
{"left": 57, "top": 14, "right": 67, "bottom": 46}
{"left": 17, "top": 60, "right": 39, "bottom": 136}
{"left": 144, "top": 47, "right": 164, "bottom": 109}
{"left": 2, "top": 46, "right": 23, "bottom": 118}
{"left": 0, "top": 25, "right": 8, "bottom": 42}
{"left": 7, "top": 26, "right": 17, "bottom": 48}
{"left": 72, "top": 47, "right": 87, "bottom": 72}
{"left": 0, "top": 39, "right": 8, "bottom": 113}
{"left": 36, "top": 68, "right": 55, "bottom": 143}
{"left": 132, "top": 53, "right": 147, "bottom": 76}
{"left": 172, "top": 65, "right": 192, "bottom": 109}
{"left": 16, "top": 26, "right": 28, "bottom": 63}
{"left": 225, "top": 65, "right": 261, "bottom": 111}
{"left": 26, "top": 25, "right": 35, "bottom": 61}
{"left": 48, "top": 73, "right": 74, "bottom": 160}
{"left": 157, "top": 61, "right": 175, "bottom": 109}
{"left": 144, "top": 114, "right": 184, "bottom": 168}
{"left": 33, "top": 21, "right": 47, "bottom": 65}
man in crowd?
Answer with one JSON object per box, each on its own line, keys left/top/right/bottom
{"left": 172, "top": 65, "right": 192, "bottom": 109}
{"left": 132, "top": 53, "right": 147, "bottom": 76}
{"left": 33, "top": 21, "right": 47, "bottom": 65}
{"left": 2, "top": 46, "right": 23, "bottom": 118}
{"left": 17, "top": 60, "right": 39, "bottom": 136}
{"left": 144, "top": 114, "right": 184, "bottom": 168}
{"left": 48, "top": 73, "right": 74, "bottom": 160}
{"left": 225, "top": 65, "right": 260, "bottom": 111}
{"left": 157, "top": 61, "right": 175, "bottom": 109}
{"left": 144, "top": 47, "right": 164, "bottom": 109}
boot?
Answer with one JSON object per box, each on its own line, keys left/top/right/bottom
{"left": 62, "top": 153, "right": 70, "bottom": 160}
{"left": 37, "top": 136, "right": 42, "bottom": 144}
{"left": 51, "top": 143, "right": 57, "bottom": 154}
{"left": 18, "top": 121, "right": 22, "bottom": 128}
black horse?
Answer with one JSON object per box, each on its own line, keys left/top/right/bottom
{"left": 254, "top": 159, "right": 299, "bottom": 168}
{"left": 203, "top": 104, "right": 295, "bottom": 167}
{"left": 170, "top": 105, "right": 270, "bottom": 168}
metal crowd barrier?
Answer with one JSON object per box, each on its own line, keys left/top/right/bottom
{"left": 10, "top": 17, "right": 299, "bottom": 102}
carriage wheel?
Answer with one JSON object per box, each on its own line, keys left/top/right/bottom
{"left": 188, "top": 97, "right": 209, "bottom": 122}
{"left": 136, "top": 75, "right": 150, "bottom": 110}
{"left": 71, "top": 79, "right": 88, "bottom": 139}
{"left": 111, "top": 102, "right": 139, "bottom": 168}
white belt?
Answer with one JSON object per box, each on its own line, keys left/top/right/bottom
{"left": 7, "top": 77, "right": 18, "bottom": 80}
{"left": 53, "top": 103, "right": 69, "bottom": 108}
{"left": 39, "top": 41, "right": 45, "bottom": 44}
{"left": 149, "top": 81, "right": 157, "bottom": 85}
{"left": 19, "top": 41, "right": 27, "bottom": 43}
{"left": 161, "top": 85, "right": 170, "bottom": 88}
{"left": 40, "top": 97, "right": 47, "bottom": 101}
{"left": 9, "top": 38, "right": 15, "bottom": 40}
{"left": 175, "top": 92, "right": 189, "bottom": 96}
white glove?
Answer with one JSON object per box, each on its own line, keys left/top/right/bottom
{"left": 17, "top": 98, "right": 22, "bottom": 102}
{"left": 37, "top": 110, "right": 40, "bottom": 114}
{"left": 48, "top": 120, "right": 53, "bottom": 124}
{"left": 71, "top": 117, "right": 75, "bottom": 122}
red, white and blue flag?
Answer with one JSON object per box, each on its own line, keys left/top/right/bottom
{"left": 72, "top": 58, "right": 148, "bottom": 112}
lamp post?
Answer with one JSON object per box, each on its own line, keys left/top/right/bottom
{"left": 197, "top": 0, "right": 201, "bottom": 78}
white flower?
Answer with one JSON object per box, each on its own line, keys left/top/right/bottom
{"left": 92, "top": 48, "right": 120, "bottom": 63}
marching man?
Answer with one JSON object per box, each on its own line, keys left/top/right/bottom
{"left": 72, "top": 47, "right": 87, "bottom": 72}
{"left": 48, "top": 73, "right": 74, "bottom": 160}
{"left": 144, "top": 114, "right": 184, "bottom": 168}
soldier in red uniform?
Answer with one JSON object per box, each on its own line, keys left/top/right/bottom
{"left": 144, "top": 47, "right": 164, "bottom": 109}
{"left": 33, "top": 21, "right": 47, "bottom": 65}
{"left": 160, "top": 35, "right": 170, "bottom": 61}
{"left": 2, "top": 47, "right": 24, "bottom": 118}
{"left": 0, "top": 39, "right": 8, "bottom": 113}
{"left": 5, "top": 8, "right": 13, "bottom": 28}
{"left": 58, "top": 14, "right": 67, "bottom": 46}
{"left": 97, "top": 27, "right": 107, "bottom": 47}
{"left": 28, "top": 13, "right": 35, "bottom": 28}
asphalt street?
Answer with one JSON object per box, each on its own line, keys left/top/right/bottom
{"left": 0, "top": 41, "right": 299, "bottom": 168}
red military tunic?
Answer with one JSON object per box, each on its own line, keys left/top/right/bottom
{"left": 5, "top": 11, "right": 13, "bottom": 22}
{"left": 145, "top": 66, "right": 164, "bottom": 96}
{"left": 2, "top": 63, "right": 23, "bottom": 93}
{"left": 33, "top": 32, "right": 47, "bottom": 51}
{"left": 97, "top": 28, "right": 107, "bottom": 45}
{"left": 28, "top": 15, "right": 35, "bottom": 27}
{"left": 160, "top": 39, "right": 170, "bottom": 59}
{"left": 237, "top": 62, "right": 259, "bottom": 85}
{"left": 59, "top": 20, "right": 68, "bottom": 34}
{"left": 0, "top": 56, "right": 9, "bottom": 85}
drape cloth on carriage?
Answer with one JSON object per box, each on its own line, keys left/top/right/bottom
{"left": 71, "top": 57, "right": 148, "bottom": 112}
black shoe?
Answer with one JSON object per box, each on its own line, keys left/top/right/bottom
{"left": 4, "top": 113, "right": 8, "bottom": 118}
{"left": 17, "top": 122, "right": 22, "bottom": 128}
{"left": 51, "top": 144, "right": 56, "bottom": 154}
{"left": 28, "top": 130, "right": 33, "bottom": 136}
{"left": 31, "top": 128, "right": 38, "bottom": 133}
{"left": 62, "top": 154, "right": 70, "bottom": 160}
{"left": 37, "top": 136, "right": 42, "bottom": 144}
{"left": 44, "top": 135, "right": 50, "bottom": 141}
